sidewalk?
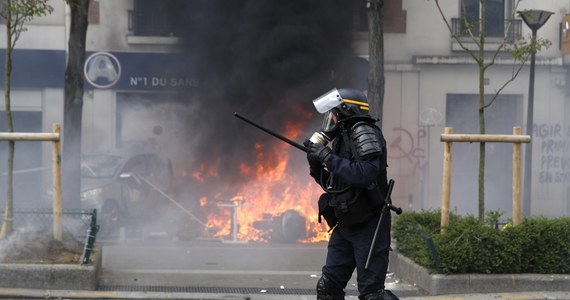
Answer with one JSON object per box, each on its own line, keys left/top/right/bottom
{"left": 1, "top": 287, "right": 570, "bottom": 299}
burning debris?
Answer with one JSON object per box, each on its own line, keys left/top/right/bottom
{"left": 253, "top": 210, "right": 307, "bottom": 243}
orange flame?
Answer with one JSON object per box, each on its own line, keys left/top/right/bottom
{"left": 200, "top": 106, "right": 331, "bottom": 242}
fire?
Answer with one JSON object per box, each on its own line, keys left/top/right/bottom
{"left": 199, "top": 106, "right": 331, "bottom": 243}
{"left": 193, "top": 163, "right": 219, "bottom": 183}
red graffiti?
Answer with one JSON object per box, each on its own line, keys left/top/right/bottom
{"left": 388, "top": 127, "right": 428, "bottom": 176}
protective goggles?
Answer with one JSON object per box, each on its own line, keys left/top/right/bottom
{"left": 321, "top": 110, "right": 338, "bottom": 133}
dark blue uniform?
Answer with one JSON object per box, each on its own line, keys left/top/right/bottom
{"left": 308, "top": 122, "right": 392, "bottom": 299}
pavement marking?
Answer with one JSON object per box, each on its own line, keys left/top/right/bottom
{"left": 68, "top": 291, "right": 122, "bottom": 297}
{"left": 496, "top": 294, "right": 545, "bottom": 299}
{"left": 104, "top": 269, "right": 321, "bottom": 275}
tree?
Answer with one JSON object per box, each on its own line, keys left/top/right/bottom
{"left": 433, "top": 0, "right": 550, "bottom": 221}
{"left": 367, "top": 0, "right": 385, "bottom": 125}
{"left": 0, "top": 0, "right": 53, "bottom": 239}
{"left": 62, "top": 0, "right": 89, "bottom": 210}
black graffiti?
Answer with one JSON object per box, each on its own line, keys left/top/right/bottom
{"left": 541, "top": 140, "right": 570, "bottom": 154}
{"left": 534, "top": 123, "right": 562, "bottom": 139}
{"left": 539, "top": 171, "right": 570, "bottom": 184}
{"left": 540, "top": 155, "right": 570, "bottom": 169}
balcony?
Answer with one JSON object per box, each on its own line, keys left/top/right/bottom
{"left": 450, "top": 18, "right": 522, "bottom": 51}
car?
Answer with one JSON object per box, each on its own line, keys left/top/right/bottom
{"left": 80, "top": 152, "right": 174, "bottom": 236}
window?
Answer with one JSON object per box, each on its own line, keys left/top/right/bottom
{"left": 453, "top": 0, "right": 520, "bottom": 42}
{"left": 129, "top": 0, "right": 191, "bottom": 37}
{"left": 463, "top": 0, "right": 504, "bottom": 37}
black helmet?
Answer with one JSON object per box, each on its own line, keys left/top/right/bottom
{"left": 311, "top": 88, "right": 372, "bottom": 138}
{"left": 336, "top": 88, "right": 370, "bottom": 118}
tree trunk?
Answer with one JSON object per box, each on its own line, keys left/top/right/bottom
{"left": 63, "top": 0, "right": 89, "bottom": 209}
{"left": 477, "top": 0, "right": 487, "bottom": 222}
{"left": 367, "top": 0, "right": 385, "bottom": 127}
{"left": 0, "top": 0, "right": 15, "bottom": 238}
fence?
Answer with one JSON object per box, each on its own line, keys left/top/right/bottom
{"left": 0, "top": 123, "right": 62, "bottom": 240}
{"left": 440, "top": 127, "right": 530, "bottom": 231}
{"left": 0, "top": 208, "right": 98, "bottom": 264}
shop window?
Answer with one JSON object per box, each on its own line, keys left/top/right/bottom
{"left": 445, "top": 93, "right": 521, "bottom": 215}
{"left": 0, "top": 111, "right": 43, "bottom": 209}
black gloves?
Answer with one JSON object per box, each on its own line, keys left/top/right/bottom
{"left": 305, "top": 140, "right": 332, "bottom": 164}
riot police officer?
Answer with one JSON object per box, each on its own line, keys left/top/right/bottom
{"left": 304, "top": 88, "right": 398, "bottom": 300}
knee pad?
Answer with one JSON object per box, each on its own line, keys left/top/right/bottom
{"left": 316, "top": 274, "right": 345, "bottom": 300}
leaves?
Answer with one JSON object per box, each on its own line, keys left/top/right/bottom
{"left": 394, "top": 211, "right": 570, "bottom": 274}
{"left": 508, "top": 35, "right": 552, "bottom": 61}
{"left": 0, "top": 0, "right": 53, "bottom": 20}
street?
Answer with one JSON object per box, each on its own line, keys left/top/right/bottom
{"left": 98, "top": 238, "right": 422, "bottom": 297}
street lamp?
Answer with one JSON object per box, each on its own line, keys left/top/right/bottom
{"left": 517, "top": 9, "right": 553, "bottom": 217}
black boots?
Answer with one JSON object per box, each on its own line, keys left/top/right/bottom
{"left": 359, "top": 289, "right": 400, "bottom": 300}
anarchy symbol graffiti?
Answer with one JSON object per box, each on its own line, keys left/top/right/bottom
{"left": 419, "top": 107, "right": 443, "bottom": 126}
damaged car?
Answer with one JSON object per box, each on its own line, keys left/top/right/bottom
{"left": 80, "top": 152, "right": 174, "bottom": 236}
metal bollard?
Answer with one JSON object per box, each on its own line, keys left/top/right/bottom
{"left": 81, "top": 209, "right": 99, "bottom": 265}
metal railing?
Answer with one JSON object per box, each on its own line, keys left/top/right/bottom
{"left": 0, "top": 208, "right": 98, "bottom": 264}
{"left": 451, "top": 18, "right": 522, "bottom": 44}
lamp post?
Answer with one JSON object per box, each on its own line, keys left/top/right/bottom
{"left": 518, "top": 9, "right": 553, "bottom": 217}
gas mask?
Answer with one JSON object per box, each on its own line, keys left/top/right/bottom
{"left": 309, "top": 109, "right": 338, "bottom": 145}
{"left": 309, "top": 88, "right": 370, "bottom": 146}
{"left": 309, "top": 89, "right": 344, "bottom": 146}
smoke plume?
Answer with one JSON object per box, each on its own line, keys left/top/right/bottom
{"left": 171, "top": 0, "right": 359, "bottom": 191}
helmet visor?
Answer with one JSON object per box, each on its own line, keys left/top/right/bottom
{"left": 321, "top": 110, "right": 338, "bottom": 133}
{"left": 312, "top": 88, "right": 343, "bottom": 113}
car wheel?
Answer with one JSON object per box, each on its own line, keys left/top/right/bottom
{"left": 99, "top": 200, "right": 121, "bottom": 237}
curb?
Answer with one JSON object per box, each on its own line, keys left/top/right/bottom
{"left": 0, "top": 246, "right": 102, "bottom": 291}
{"left": 389, "top": 251, "right": 570, "bottom": 296}
{"left": 0, "top": 288, "right": 250, "bottom": 299}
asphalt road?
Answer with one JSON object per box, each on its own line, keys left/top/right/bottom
{"left": 98, "top": 237, "right": 422, "bottom": 297}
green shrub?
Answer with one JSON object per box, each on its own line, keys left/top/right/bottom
{"left": 393, "top": 210, "right": 570, "bottom": 274}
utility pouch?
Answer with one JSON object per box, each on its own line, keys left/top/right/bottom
{"left": 318, "top": 193, "right": 337, "bottom": 229}
{"left": 330, "top": 188, "right": 374, "bottom": 227}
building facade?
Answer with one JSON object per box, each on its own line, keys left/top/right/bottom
{"left": 1, "top": 0, "right": 569, "bottom": 219}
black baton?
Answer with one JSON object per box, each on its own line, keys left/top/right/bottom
{"left": 234, "top": 112, "right": 308, "bottom": 152}
{"left": 365, "top": 179, "right": 401, "bottom": 270}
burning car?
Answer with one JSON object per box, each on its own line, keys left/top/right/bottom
{"left": 80, "top": 152, "right": 174, "bottom": 236}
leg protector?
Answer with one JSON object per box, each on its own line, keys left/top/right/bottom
{"left": 316, "top": 274, "right": 345, "bottom": 300}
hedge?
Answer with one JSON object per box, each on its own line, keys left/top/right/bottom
{"left": 392, "top": 210, "right": 570, "bottom": 274}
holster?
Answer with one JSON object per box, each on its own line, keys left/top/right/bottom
{"left": 318, "top": 193, "right": 337, "bottom": 229}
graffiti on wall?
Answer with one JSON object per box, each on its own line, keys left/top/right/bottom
{"left": 388, "top": 127, "right": 429, "bottom": 176}
{"left": 537, "top": 123, "right": 570, "bottom": 184}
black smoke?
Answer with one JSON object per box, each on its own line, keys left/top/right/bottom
{"left": 167, "top": 0, "right": 363, "bottom": 192}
